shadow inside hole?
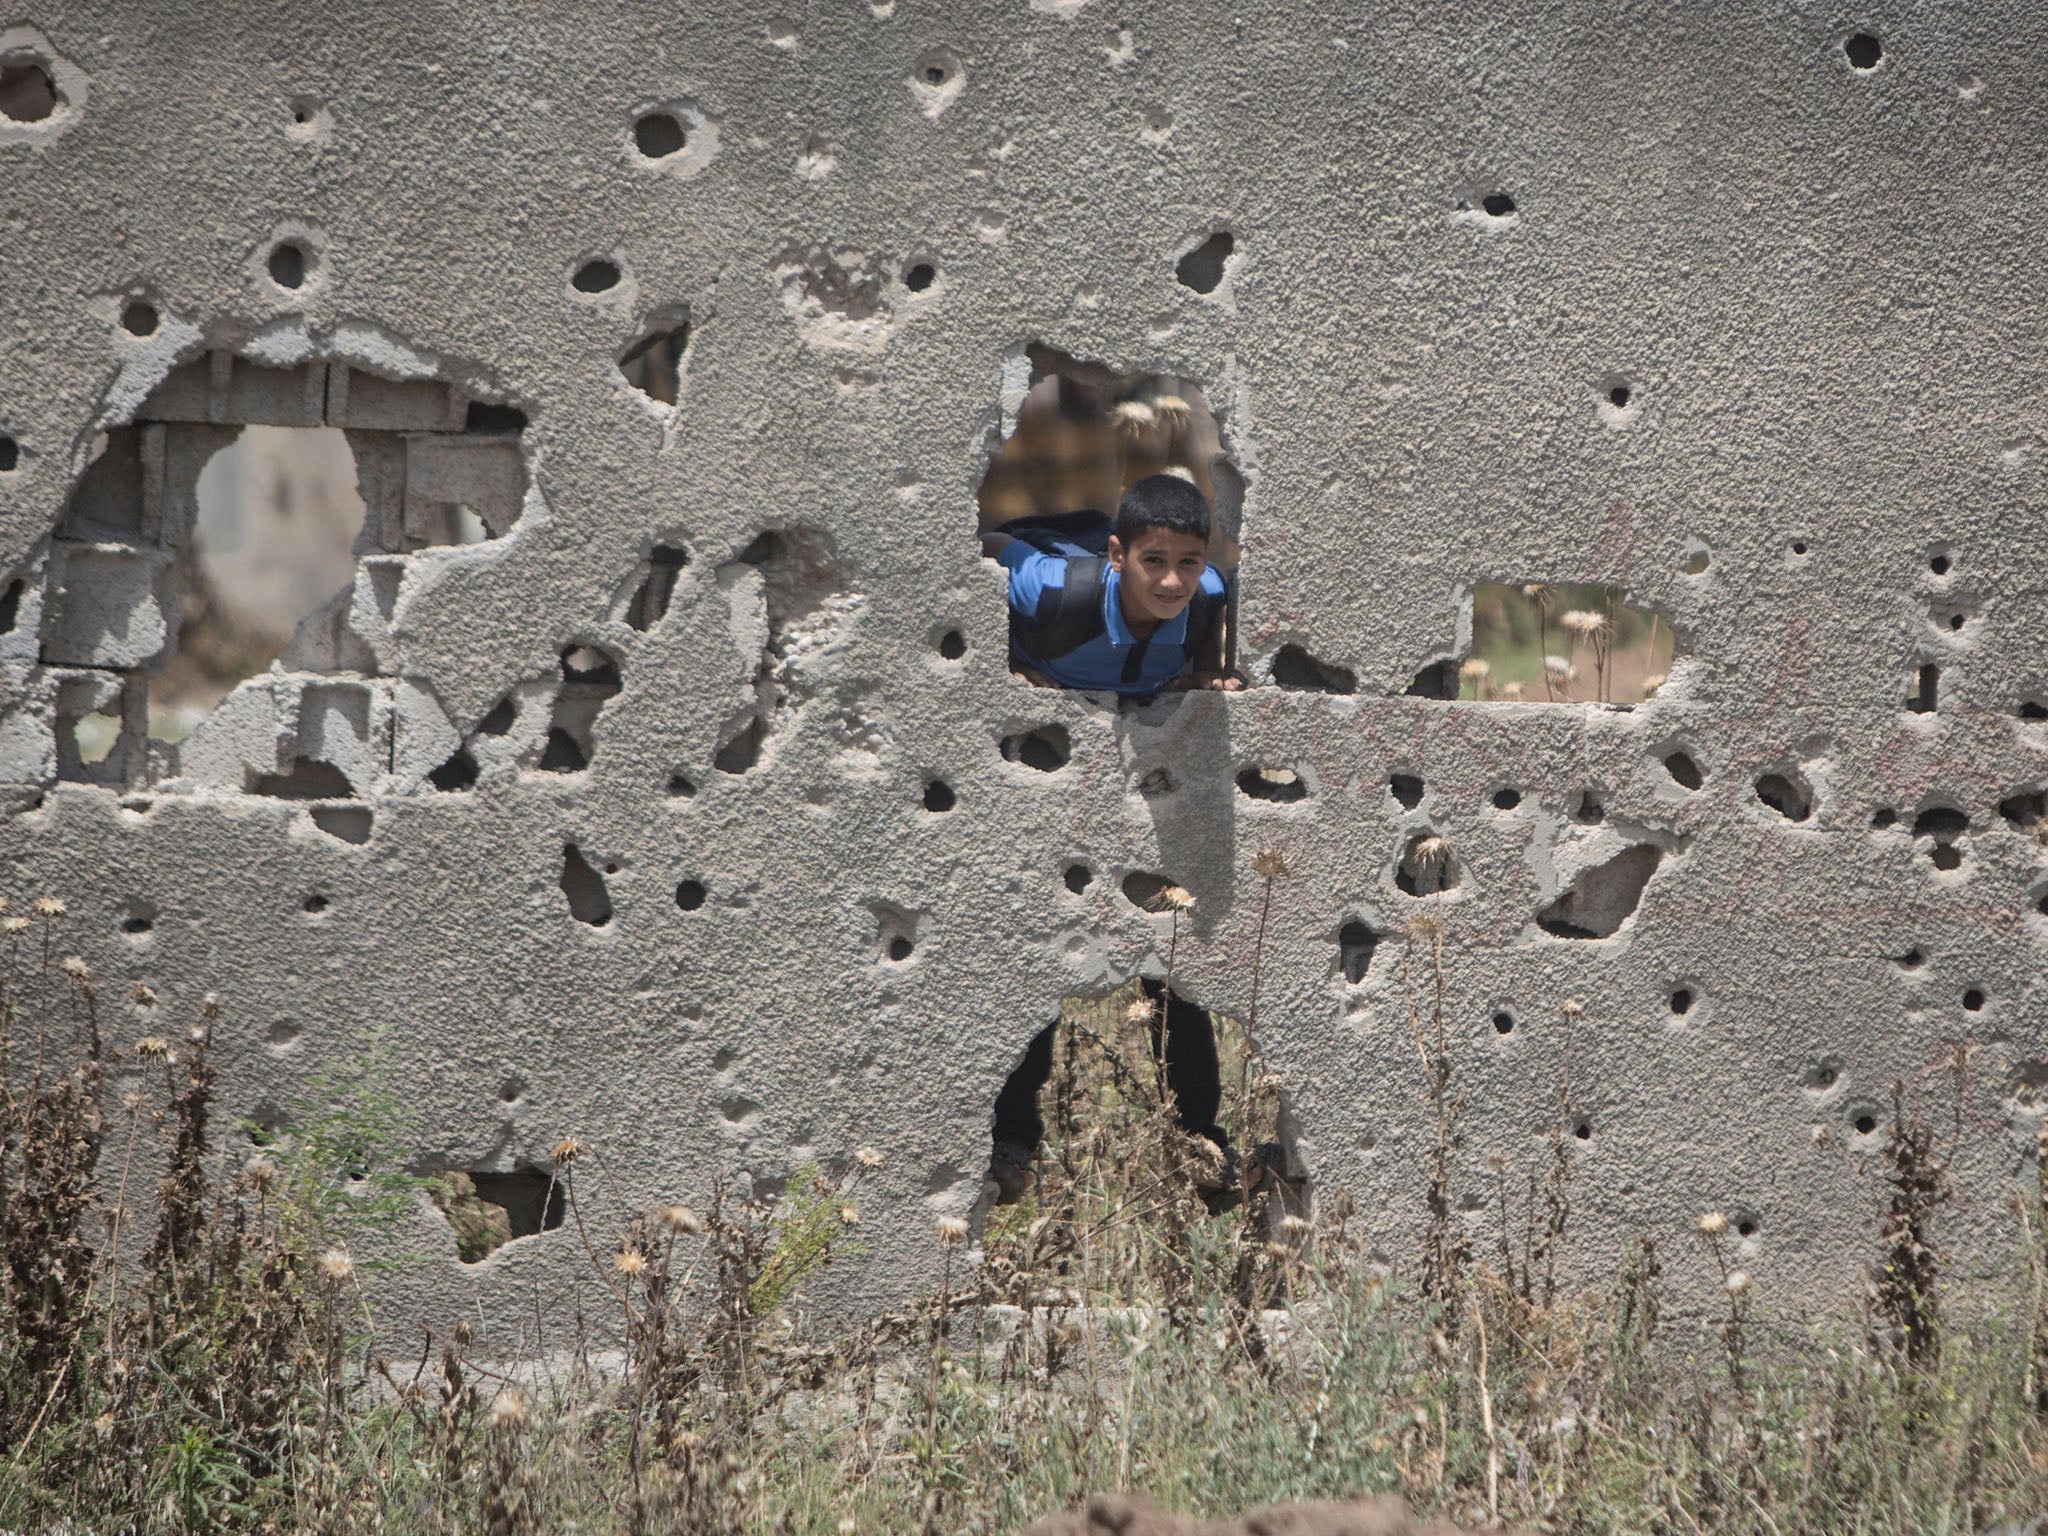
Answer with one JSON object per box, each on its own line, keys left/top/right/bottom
{"left": 1236, "top": 765, "right": 1307, "bottom": 803}
{"left": 121, "top": 300, "right": 159, "bottom": 336}
{"left": 0, "top": 58, "right": 59, "bottom": 121}
{"left": 1395, "top": 834, "right": 1458, "bottom": 897}
{"left": 573, "top": 258, "right": 622, "bottom": 294}
{"left": 1537, "top": 844, "right": 1664, "bottom": 940}
{"left": 619, "top": 310, "right": 691, "bottom": 404}
{"left": 1337, "top": 918, "right": 1378, "bottom": 983}
{"left": 923, "top": 778, "right": 956, "bottom": 812}
{"left": 1175, "top": 231, "right": 1234, "bottom": 295}
{"left": 1663, "top": 751, "right": 1703, "bottom": 790}
{"left": 1754, "top": 770, "right": 1813, "bottom": 822}
{"left": 268, "top": 243, "right": 308, "bottom": 290}
{"left": 1388, "top": 774, "right": 1424, "bottom": 810}
{"left": 634, "top": 110, "right": 687, "bottom": 158}
{"left": 1001, "top": 724, "right": 1071, "bottom": 772}
{"left": 429, "top": 1167, "right": 566, "bottom": 1263}
{"left": 1271, "top": 644, "right": 1356, "bottom": 694}
{"left": 560, "top": 843, "right": 612, "bottom": 926}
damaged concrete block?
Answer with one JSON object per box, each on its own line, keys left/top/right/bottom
{"left": 328, "top": 365, "right": 465, "bottom": 433}
{"left": 53, "top": 670, "right": 131, "bottom": 787}
{"left": 171, "top": 676, "right": 287, "bottom": 787}
{"left": 59, "top": 427, "right": 150, "bottom": 542}
{"left": 346, "top": 431, "right": 408, "bottom": 552}
{"left": 0, "top": 549, "right": 51, "bottom": 663}
{"left": 44, "top": 543, "right": 168, "bottom": 668}
{"left": 390, "top": 678, "right": 462, "bottom": 788}
{"left": 0, "top": 662, "right": 57, "bottom": 788}
{"left": 292, "top": 679, "right": 382, "bottom": 795}
{"left": 137, "top": 353, "right": 326, "bottom": 427}
{"left": 404, "top": 434, "right": 526, "bottom": 540}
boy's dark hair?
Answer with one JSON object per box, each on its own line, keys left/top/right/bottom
{"left": 1115, "top": 473, "right": 1212, "bottom": 547}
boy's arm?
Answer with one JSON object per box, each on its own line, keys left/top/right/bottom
{"left": 980, "top": 529, "right": 1017, "bottom": 561}
{"left": 1184, "top": 583, "right": 1244, "bottom": 692}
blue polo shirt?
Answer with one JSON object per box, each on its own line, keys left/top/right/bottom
{"left": 1000, "top": 544, "right": 1228, "bottom": 696}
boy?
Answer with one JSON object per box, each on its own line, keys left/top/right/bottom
{"left": 980, "top": 473, "right": 1243, "bottom": 697}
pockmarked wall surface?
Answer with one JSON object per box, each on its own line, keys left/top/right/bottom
{"left": 2, "top": 1, "right": 2045, "bottom": 1326}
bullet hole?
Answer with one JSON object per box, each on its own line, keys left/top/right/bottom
{"left": 1396, "top": 834, "right": 1458, "bottom": 896}
{"left": 634, "top": 110, "right": 688, "bottom": 158}
{"left": 1963, "top": 987, "right": 1986, "bottom": 1012}
{"left": 625, "top": 545, "right": 689, "bottom": 631}
{"left": 543, "top": 644, "right": 621, "bottom": 773}
{"left": 1906, "top": 663, "right": 1939, "bottom": 713}
{"left": 2039, "top": 893, "right": 2048, "bottom": 918}
{"left": 675, "top": 879, "right": 707, "bottom": 911}
{"left": 1912, "top": 806, "right": 1967, "bottom": 872}
{"left": 1491, "top": 787, "right": 1522, "bottom": 811}
{"left": 1754, "top": 770, "right": 1813, "bottom": 822}
{"left": 462, "top": 1167, "right": 567, "bottom": 1253}
{"left": 1682, "top": 548, "right": 1711, "bottom": 576}
{"left": 2022, "top": 701, "right": 2048, "bottom": 721}
{"left": 923, "top": 778, "right": 956, "bottom": 812}
{"left": 1121, "top": 871, "right": 1174, "bottom": 909}
{"left": 475, "top": 698, "right": 516, "bottom": 736}
{"left": 1338, "top": 919, "right": 1379, "bottom": 983}
{"left": 121, "top": 910, "right": 154, "bottom": 935}
{"left": 1946, "top": 612, "right": 1965, "bottom": 632}
{"left": 427, "top": 748, "right": 479, "bottom": 791}
{"left": 1871, "top": 807, "right": 1897, "bottom": 829}
{"left": 1803, "top": 1059, "right": 1842, "bottom": 1091}
{"left": 573, "top": 258, "right": 621, "bottom": 294}
{"left": 1175, "top": 231, "right": 1234, "bottom": 295}
{"left": 1844, "top": 32, "right": 1883, "bottom": 71}
{"left": 903, "top": 260, "right": 937, "bottom": 292}
{"left": 1538, "top": 844, "right": 1664, "bottom": 939}
{"left": 937, "top": 629, "right": 966, "bottom": 660}
{"left": 1663, "top": 751, "right": 1704, "bottom": 790}
{"left": 712, "top": 716, "right": 764, "bottom": 775}
{"left": 1237, "top": 766, "right": 1307, "bottom": 803}
{"left": 499, "top": 1077, "right": 524, "bottom": 1103}
{"left": 1388, "top": 774, "right": 1424, "bottom": 810}
{"left": 0, "top": 577, "right": 21, "bottom": 633}
{"left": 1929, "top": 553, "right": 1952, "bottom": 577}
{"left": 560, "top": 844, "right": 612, "bottom": 926}
{"left": 909, "top": 48, "right": 964, "bottom": 115}
{"left": 267, "top": 242, "right": 308, "bottom": 290}
{"left": 618, "top": 311, "right": 691, "bottom": 405}
{"left": 0, "top": 57, "right": 58, "bottom": 121}
{"left": 289, "top": 100, "right": 312, "bottom": 125}
{"left": 1064, "top": 862, "right": 1094, "bottom": 894}
{"left": 1492, "top": 1009, "right": 1514, "bottom": 1035}
{"left": 887, "top": 936, "right": 914, "bottom": 961}
{"left": 1895, "top": 947, "right": 1925, "bottom": 969}
{"left": 302, "top": 895, "right": 329, "bottom": 915}
{"left": 1405, "top": 660, "right": 1460, "bottom": 700}
{"left": 537, "top": 729, "right": 586, "bottom": 771}
{"left": 923, "top": 63, "right": 946, "bottom": 85}
{"left": 1735, "top": 1217, "right": 1757, "bottom": 1239}
{"left": 1852, "top": 1111, "right": 1879, "bottom": 1137}
{"left": 250, "top": 758, "right": 355, "bottom": 799}
{"left": 310, "top": 806, "right": 372, "bottom": 844}
{"left": 667, "top": 773, "right": 696, "bottom": 798}
{"left": 1571, "top": 1118, "right": 1592, "bottom": 1141}
{"left": 1573, "top": 792, "right": 1605, "bottom": 825}
{"left": 1001, "top": 724, "right": 1071, "bottom": 772}
{"left": 1137, "top": 767, "right": 1177, "bottom": 797}
{"left": 1482, "top": 191, "right": 1516, "bottom": 217}
{"left": 1669, "top": 987, "right": 1694, "bottom": 1015}
{"left": 1607, "top": 384, "right": 1631, "bottom": 408}
{"left": 120, "top": 300, "right": 159, "bottom": 337}
{"left": 1998, "top": 790, "right": 2045, "bottom": 828}
{"left": 1270, "top": 644, "right": 1356, "bottom": 694}
{"left": 0, "top": 436, "right": 16, "bottom": 472}
{"left": 1789, "top": 539, "right": 1809, "bottom": 558}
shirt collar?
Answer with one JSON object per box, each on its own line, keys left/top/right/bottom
{"left": 1101, "top": 566, "right": 1191, "bottom": 649}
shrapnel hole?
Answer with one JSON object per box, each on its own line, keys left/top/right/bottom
{"left": 923, "top": 778, "right": 956, "bottom": 812}
{"left": 0, "top": 58, "right": 59, "bottom": 122}
{"left": 268, "top": 243, "right": 308, "bottom": 290}
{"left": 573, "top": 259, "right": 621, "bottom": 294}
{"left": 1844, "top": 32, "right": 1883, "bottom": 71}
{"left": 675, "top": 880, "right": 707, "bottom": 911}
{"left": 634, "top": 111, "right": 687, "bottom": 158}
{"left": 121, "top": 301, "right": 159, "bottom": 336}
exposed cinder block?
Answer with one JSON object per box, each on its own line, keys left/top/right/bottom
{"left": 43, "top": 543, "right": 168, "bottom": 668}
{"left": 170, "top": 675, "right": 286, "bottom": 787}
{"left": 390, "top": 677, "right": 461, "bottom": 788}
{"left": 138, "top": 352, "right": 325, "bottom": 428}
{"left": 292, "top": 678, "right": 382, "bottom": 795}
{"left": 328, "top": 365, "right": 465, "bottom": 433}
{"left": 59, "top": 427, "right": 149, "bottom": 542}
{"left": 0, "top": 663, "right": 57, "bottom": 787}
{"left": 344, "top": 431, "right": 408, "bottom": 552}
{"left": 404, "top": 434, "right": 525, "bottom": 542}
{"left": 0, "top": 547, "right": 52, "bottom": 663}
{"left": 53, "top": 669, "right": 131, "bottom": 787}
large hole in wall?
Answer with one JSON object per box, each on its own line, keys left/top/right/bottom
{"left": 27, "top": 351, "right": 531, "bottom": 791}
{"left": 985, "top": 980, "right": 1306, "bottom": 1230}
{"left": 427, "top": 1167, "right": 567, "bottom": 1263}
{"left": 976, "top": 345, "right": 1242, "bottom": 686}
{"left": 1461, "top": 583, "right": 1674, "bottom": 703}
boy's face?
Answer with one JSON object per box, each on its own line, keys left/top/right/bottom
{"left": 1106, "top": 526, "right": 1208, "bottom": 625}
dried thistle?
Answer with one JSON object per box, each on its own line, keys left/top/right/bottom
{"left": 2, "top": 915, "right": 28, "bottom": 935}
{"left": 935, "top": 1216, "right": 970, "bottom": 1246}
{"left": 1150, "top": 394, "right": 1191, "bottom": 429}
{"left": 134, "top": 1036, "right": 171, "bottom": 1060}
{"left": 131, "top": 982, "right": 157, "bottom": 1008}
{"left": 1724, "top": 1269, "right": 1752, "bottom": 1298}
{"left": 30, "top": 895, "right": 65, "bottom": 918}
{"left": 616, "top": 1247, "right": 649, "bottom": 1277}
{"left": 853, "top": 1146, "right": 885, "bottom": 1169}
{"left": 551, "top": 1136, "right": 587, "bottom": 1167}
{"left": 1112, "top": 399, "right": 1158, "bottom": 437}
{"left": 656, "top": 1203, "right": 705, "bottom": 1235}
{"left": 1697, "top": 1210, "right": 1729, "bottom": 1237}
{"left": 1459, "top": 658, "right": 1491, "bottom": 681}
{"left": 1560, "top": 609, "right": 1610, "bottom": 640}
{"left": 317, "top": 1248, "right": 355, "bottom": 1283}
{"left": 1250, "top": 846, "right": 1290, "bottom": 879}
{"left": 489, "top": 1389, "right": 530, "bottom": 1430}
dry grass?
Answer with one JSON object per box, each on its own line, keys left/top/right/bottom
{"left": 5, "top": 890, "right": 2048, "bottom": 1534}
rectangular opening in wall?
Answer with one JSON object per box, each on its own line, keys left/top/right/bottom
{"left": 1465, "top": 582, "right": 1673, "bottom": 704}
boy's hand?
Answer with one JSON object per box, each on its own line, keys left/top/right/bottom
{"left": 1175, "top": 671, "right": 1244, "bottom": 692}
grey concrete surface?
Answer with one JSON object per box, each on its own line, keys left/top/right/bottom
{"left": 1, "top": 2, "right": 2045, "bottom": 1335}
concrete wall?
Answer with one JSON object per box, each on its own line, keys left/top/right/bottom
{"left": 2, "top": 2, "right": 2045, "bottom": 1326}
